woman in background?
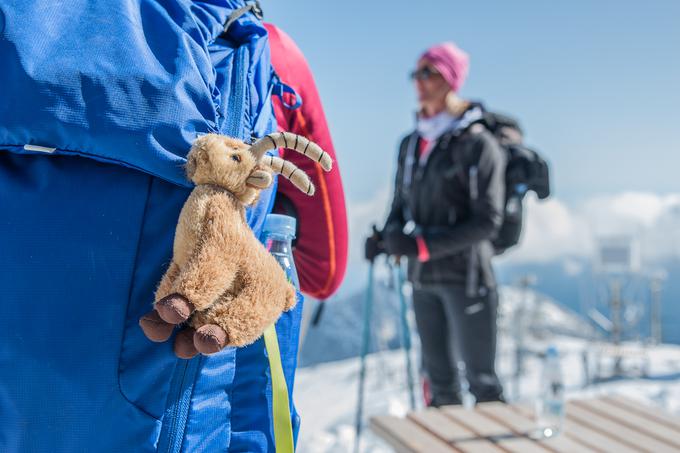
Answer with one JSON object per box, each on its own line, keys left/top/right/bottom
{"left": 366, "top": 43, "right": 505, "bottom": 406}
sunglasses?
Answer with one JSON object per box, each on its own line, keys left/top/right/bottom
{"left": 410, "top": 66, "right": 440, "bottom": 81}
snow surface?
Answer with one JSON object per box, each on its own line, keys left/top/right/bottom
{"left": 293, "top": 287, "right": 680, "bottom": 452}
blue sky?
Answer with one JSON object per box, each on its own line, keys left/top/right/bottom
{"left": 264, "top": 0, "right": 679, "bottom": 207}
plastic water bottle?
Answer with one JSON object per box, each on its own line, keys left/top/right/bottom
{"left": 262, "top": 213, "right": 304, "bottom": 345}
{"left": 262, "top": 214, "right": 299, "bottom": 288}
{"left": 262, "top": 214, "right": 303, "bottom": 440}
{"left": 536, "top": 345, "right": 565, "bottom": 438}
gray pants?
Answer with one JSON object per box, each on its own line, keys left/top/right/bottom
{"left": 413, "top": 284, "right": 503, "bottom": 406}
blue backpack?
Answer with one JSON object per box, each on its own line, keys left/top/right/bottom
{"left": 0, "top": 1, "right": 302, "bottom": 452}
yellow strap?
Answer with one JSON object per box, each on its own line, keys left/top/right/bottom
{"left": 263, "top": 324, "right": 294, "bottom": 453}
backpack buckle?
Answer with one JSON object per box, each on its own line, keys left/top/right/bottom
{"left": 223, "top": 1, "right": 264, "bottom": 36}
{"left": 251, "top": 1, "right": 264, "bottom": 20}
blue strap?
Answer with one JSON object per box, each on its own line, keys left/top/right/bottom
{"left": 252, "top": 73, "right": 302, "bottom": 142}
{"left": 272, "top": 73, "right": 302, "bottom": 110}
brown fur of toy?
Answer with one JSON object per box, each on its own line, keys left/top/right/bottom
{"left": 139, "top": 133, "right": 329, "bottom": 356}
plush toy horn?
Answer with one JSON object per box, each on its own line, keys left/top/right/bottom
{"left": 261, "top": 155, "right": 316, "bottom": 196}
{"left": 249, "top": 132, "right": 333, "bottom": 172}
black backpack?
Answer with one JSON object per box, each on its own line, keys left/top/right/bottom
{"left": 482, "top": 111, "right": 551, "bottom": 254}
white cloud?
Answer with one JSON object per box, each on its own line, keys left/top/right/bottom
{"left": 582, "top": 192, "right": 680, "bottom": 234}
{"left": 499, "top": 194, "right": 593, "bottom": 264}
{"left": 502, "top": 192, "right": 680, "bottom": 265}
{"left": 342, "top": 190, "right": 680, "bottom": 289}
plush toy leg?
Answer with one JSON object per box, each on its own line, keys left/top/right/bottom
{"left": 174, "top": 327, "right": 198, "bottom": 359}
{"left": 155, "top": 293, "right": 195, "bottom": 324}
{"left": 190, "top": 284, "right": 297, "bottom": 350}
{"left": 139, "top": 310, "right": 174, "bottom": 342}
{"left": 193, "top": 325, "right": 228, "bottom": 354}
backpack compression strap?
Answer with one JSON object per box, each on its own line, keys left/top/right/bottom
{"left": 263, "top": 324, "right": 295, "bottom": 453}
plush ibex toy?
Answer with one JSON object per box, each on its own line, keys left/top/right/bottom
{"left": 139, "top": 132, "right": 332, "bottom": 358}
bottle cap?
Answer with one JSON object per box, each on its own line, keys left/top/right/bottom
{"left": 263, "top": 214, "right": 296, "bottom": 238}
{"left": 546, "top": 345, "right": 558, "bottom": 358}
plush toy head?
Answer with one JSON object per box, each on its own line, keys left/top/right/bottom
{"left": 187, "top": 134, "right": 272, "bottom": 205}
{"left": 186, "top": 132, "right": 334, "bottom": 204}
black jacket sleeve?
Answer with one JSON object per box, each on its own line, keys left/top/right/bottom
{"left": 382, "top": 135, "right": 411, "bottom": 234}
{"left": 422, "top": 129, "right": 506, "bottom": 259}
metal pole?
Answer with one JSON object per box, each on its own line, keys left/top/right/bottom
{"left": 650, "top": 277, "right": 663, "bottom": 345}
{"left": 513, "top": 275, "right": 534, "bottom": 401}
{"left": 610, "top": 279, "right": 623, "bottom": 375}
{"left": 354, "top": 263, "right": 374, "bottom": 453}
{"left": 513, "top": 278, "right": 527, "bottom": 401}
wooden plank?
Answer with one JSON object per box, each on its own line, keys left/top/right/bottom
{"left": 576, "top": 398, "right": 680, "bottom": 450}
{"left": 567, "top": 402, "right": 675, "bottom": 452}
{"left": 444, "top": 405, "right": 553, "bottom": 453}
{"left": 479, "top": 402, "right": 593, "bottom": 453}
{"left": 604, "top": 396, "right": 680, "bottom": 429}
{"left": 537, "top": 433, "right": 598, "bottom": 453}
{"left": 455, "top": 440, "right": 509, "bottom": 453}
{"left": 408, "top": 409, "right": 505, "bottom": 453}
{"left": 562, "top": 418, "right": 639, "bottom": 453}
{"left": 408, "top": 409, "right": 478, "bottom": 443}
{"left": 443, "top": 406, "right": 513, "bottom": 438}
{"left": 478, "top": 402, "right": 537, "bottom": 434}
{"left": 514, "top": 402, "right": 639, "bottom": 453}
{"left": 409, "top": 409, "right": 506, "bottom": 453}
{"left": 496, "top": 437, "right": 553, "bottom": 453}
{"left": 370, "top": 415, "right": 458, "bottom": 453}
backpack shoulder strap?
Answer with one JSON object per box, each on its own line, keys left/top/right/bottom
{"left": 399, "top": 132, "right": 419, "bottom": 226}
{"left": 401, "top": 131, "right": 419, "bottom": 192}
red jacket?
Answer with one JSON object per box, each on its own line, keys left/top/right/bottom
{"left": 265, "top": 23, "right": 348, "bottom": 299}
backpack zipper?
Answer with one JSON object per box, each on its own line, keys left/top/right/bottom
{"left": 158, "top": 358, "right": 201, "bottom": 453}
{"left": 160, "top": 44, "right": 250, "bottom": 453}
{"left": 225, "top": 45, "right": 248, "bottom": 140}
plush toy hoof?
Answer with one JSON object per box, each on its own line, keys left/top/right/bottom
{"left": 156, "top": 294, "right": 195, "bottom": 324}
{"left": 194, "top": 325, "right": 228, "bottom": 354}
{"left": 174, "top": 328, "right": 198, "bottom": 359}
{"left": 139, "top": 310, "right": 174, "bottom": 342}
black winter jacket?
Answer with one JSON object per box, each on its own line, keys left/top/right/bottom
{"left": 384, "top": 113, "right": 506, "bottom": 289}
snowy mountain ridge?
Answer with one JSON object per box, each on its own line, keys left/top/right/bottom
{"left": 294, "top": 286, "right": 680, "bottom": 452}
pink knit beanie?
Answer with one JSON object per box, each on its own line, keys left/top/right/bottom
{"left": 419, "top": 42, "right": 470, "bottom": 92}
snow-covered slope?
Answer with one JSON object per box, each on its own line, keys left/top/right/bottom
{"left": 293, "top": 287, "right": 680, "bottom": 452}
{"left": 300, "top": 283, "right": 595, "bottom": 367}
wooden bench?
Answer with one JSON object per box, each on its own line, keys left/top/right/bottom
{"left": 371, "top": 396, "right": 680, "bottom": 452}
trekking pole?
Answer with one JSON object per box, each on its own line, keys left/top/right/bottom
{"left": 354, "top": 261, "right": 375, "bottom": 453}
{"left": 393, "top": 257, "right": 416, "bottom": 411}
{"left": 311, "top": 301, "right": 326, "bottom": 327}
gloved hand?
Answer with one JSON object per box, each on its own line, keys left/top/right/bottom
{"left": 364, "top": 225, "right": 385, "bottom": 262}
{"left": 383, "top": 231, "right": 418, "bottom": 257}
